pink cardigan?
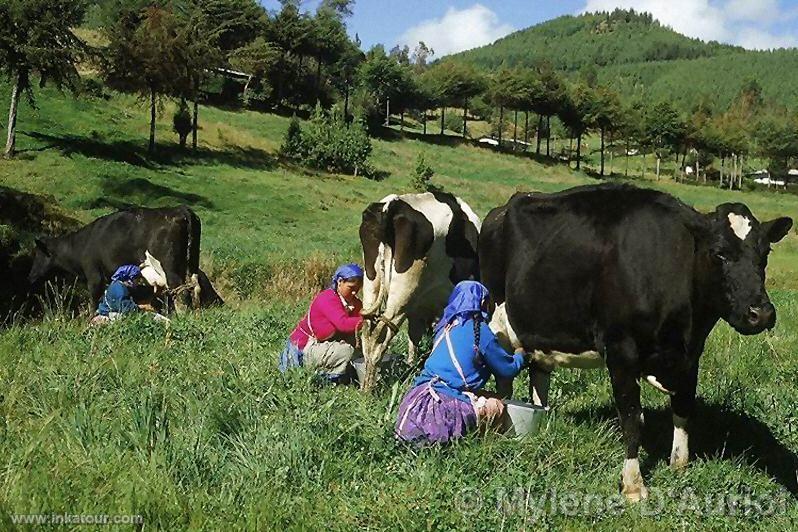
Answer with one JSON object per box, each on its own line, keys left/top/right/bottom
{"left": 289, "top": 289, "right": 363, "bottom": 350}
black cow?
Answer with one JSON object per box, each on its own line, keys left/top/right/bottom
{"left": 480, "top": 184, "right": 792, "bottom": 501}
{"left": 29, "top": 206, "right": 222, "bottom": 309}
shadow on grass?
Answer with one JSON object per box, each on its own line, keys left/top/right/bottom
{"left": 20, "top": 131, "right": 278, "bottom": 172}
{"left": 569, "top": 401, "right": 798, "bottom": 496}
{"left": 84, "top": 176, "right": 215, "bottom": 211}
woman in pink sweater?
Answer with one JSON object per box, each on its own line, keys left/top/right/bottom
{"left": 279, "top": 263, "right": 364, "bottom": 384}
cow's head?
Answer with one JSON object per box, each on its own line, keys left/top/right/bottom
{"left": 708, "top": 203, "right": 792, "bottom": 335}
{"left": 28, "top": 238, "right": 58, "bottom": 285}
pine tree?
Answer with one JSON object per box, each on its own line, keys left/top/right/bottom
{"left": 0, "top": 0, "right": 87, "bottom": 157}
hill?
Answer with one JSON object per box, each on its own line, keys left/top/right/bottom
{"left": 450, "top": 9, "right": 798, "bottom": 111}
{"left": 1, "top": 82, "right": 798, "bottom": 528}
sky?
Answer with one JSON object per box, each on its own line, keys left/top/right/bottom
{"left": 261, "top": 0, "right": 798, "bottom": 57}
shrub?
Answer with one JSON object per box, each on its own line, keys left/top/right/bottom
{"left": 280, "top": 104, "right": 374, "bottom": 177}
{"left": 350, "top": 88, "right": 383, "bottom": 134}
{"left": 173, "top": 100, "right": 193, "bottom": 148}
{"left": 412, "top": 153, "right": 434, "bottom": 192}
{"left": 444, "top": 113, "right": 464, "bottom": 135}
{"left": 280, "top": 116, "right": 304, "bottom": 160}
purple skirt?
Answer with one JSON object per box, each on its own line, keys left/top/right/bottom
{"left": 395, "top": 383, "right": 477, "bottom": 445}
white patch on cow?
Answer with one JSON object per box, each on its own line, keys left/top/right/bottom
{"left": 670, "top": 415, "right": 689, "bottom": 469}
{"left": 140, "top": 250, "right": 169, "bottom": 289}
{"left": 727, "top": 213, "right": 752, "bottom": 241}
{"left": 380, "top": 194, "right": 399, "bottom": 212}
{"left": 456, "top": 197, "right": 482, "bottom": 231}
{"left": 644, "top": 375, "right": 674, "bottom": 395}
{"left": 621, "top": 458, "right": 648, "bottom": 502}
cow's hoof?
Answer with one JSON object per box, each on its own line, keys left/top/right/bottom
{"left": 620, "top": 459, "right": 648, "bottom": 502}
{"left": 670, "top": 454, "right": 689, "bottom": 471}
{"left": 621, "top": 482, "right": 649, "bottom": 502}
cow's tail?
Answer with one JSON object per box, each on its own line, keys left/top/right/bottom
{"left": 361, "top": 242, "right": 392, "bottom": 317}
{"left": 184, "top": 207, "right": 201, "bottom": 308}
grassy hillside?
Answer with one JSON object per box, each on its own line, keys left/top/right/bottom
{"left": 1, "top": 84, "right": 798, "bottom": 528}
{"left": 451, "top": 10, "right": 798, "bottom": 112}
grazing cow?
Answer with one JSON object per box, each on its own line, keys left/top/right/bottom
{"left": 358, "top": 191, "right": 481, "bottom": 391}
{"left": 480, "top": 184, "right": 792, "bottom": 501}
{"left": 29, "top": 206, "right": 222, "bottom": 309}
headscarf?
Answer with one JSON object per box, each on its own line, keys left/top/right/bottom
{"left": 433, "top": 281, "right": 490, "bottom": 336}
{"left": 330, "top": 263, "right": 364, "bottom": 290}
{"left": 111, "top": 264, "right": 141, "bottom": 284}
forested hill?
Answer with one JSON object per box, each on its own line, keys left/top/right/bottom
{"left": 450, "top": 9, "right": 798, "bottom": 110}
{"left": 450, "top": 10, "right": 742, "bottom": 71}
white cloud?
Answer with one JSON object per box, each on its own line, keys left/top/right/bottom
{"left": 396, "top": 4, "right": 515, "bottom": 57}
{"left": 736, "top": 27, "right": 798, "bottom": 50}
{"left": 580, "top": 0, "right": 797, "bottom": 50}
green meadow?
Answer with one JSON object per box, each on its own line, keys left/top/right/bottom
{"left": 1, "top": 83, "right": 798, "bottom": 529}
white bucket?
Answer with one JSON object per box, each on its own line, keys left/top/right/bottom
{"left": 501, "top": 399, "right": 548, "bottom": 437}
{"left": 351, "top": 356, "right": 393, "bottom": 384}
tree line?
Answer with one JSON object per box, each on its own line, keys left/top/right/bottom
{"left": 357, "top": 47, "right": 798, "bottom": 183}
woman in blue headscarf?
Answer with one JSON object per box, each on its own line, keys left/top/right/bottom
{"left": 395, "top": 281, "right": 528, "bottom": 445}
{"left": 280, "top": 263, "right": 365, "bottom": 384}
{"left": 91, "top": 265, "right": 149, "bottom": 324}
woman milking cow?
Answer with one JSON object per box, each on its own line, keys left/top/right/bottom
{"left": 279, "top": 264, "right": 366, "bottom": 384}
{"left": 279, "top": 268, "right": 530, "bottom": 444}
{"left": 90, "top": 257, "right": 170, "bottom": 325}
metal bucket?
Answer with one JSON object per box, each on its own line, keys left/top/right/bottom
{"left": 501, "top": 399, "right": 548, "bottom": 437}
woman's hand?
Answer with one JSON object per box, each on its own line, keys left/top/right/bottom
{"left": 514, "top": 347, "right": 535, "bottom": 367}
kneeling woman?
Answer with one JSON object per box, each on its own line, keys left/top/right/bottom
{"left": 280, "top": 263, "right": 364, "bottom": 384}
{"left": 396, "top": 281, "right": 528, "bottom": 445}
{"left": 91, "top": 265, "right": 155, "bottom": 324}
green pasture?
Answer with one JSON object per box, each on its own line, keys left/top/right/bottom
{"left": 1, "top": 83, "right": 798, "bottom": 529}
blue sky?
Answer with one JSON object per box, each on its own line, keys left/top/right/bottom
{"left": 261, "top": 1, "right": 798, "bottom": 56}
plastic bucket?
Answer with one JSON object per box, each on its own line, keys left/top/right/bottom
{"left": 501, "top": 399, "right": 548, "bottom": 437}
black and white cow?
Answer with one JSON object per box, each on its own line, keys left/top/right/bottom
{"left": 480, "top": 183, "right": 792, "bottom": 501}
{"left": 358, "top": 191, "right": 481, "bottom": 391}
{"left": 29, "top": 206, "right": 222, "bottom": 309}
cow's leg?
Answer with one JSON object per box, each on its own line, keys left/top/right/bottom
{"left": 606, "top": 337, "right": 647, "bottom": 502}
{"left": 495, "top": 377, "right": 514, "bottom": 399}
{"left": 190, "top": 273, "right": 201, "bottom": 309}
{"left": 165, "top": 269, "right": 188, "bottom": 313}
{"left": 406, "top": 317, "right": 426, "bottom": 365}
{"left": 87, "top": 271, "right": 106, "bottom": 311}
{"left": 529, "top": 363, "right": 551, "bottom": 407}
{"left": 669, "top": 362, "right": 698, "bottom": 470}
{"left": 361, "top": 315, "right": 404, "bottom": 392}
{"left": 490, "top": 303, "right": 521, "bottom": 399}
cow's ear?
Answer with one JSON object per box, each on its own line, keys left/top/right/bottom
{"left": 763, "top": 217, "right": 793, "bottom": 244}
{"left": 34, "top": 238, "right": 51, "bottom": 256}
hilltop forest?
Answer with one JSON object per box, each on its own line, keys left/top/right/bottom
{"left": 451, "top": 9, "right": 798, "bottom": 114}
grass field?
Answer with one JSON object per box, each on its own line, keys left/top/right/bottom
{"left": 1, "top": 83, "right": 798, "bottom": 529}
